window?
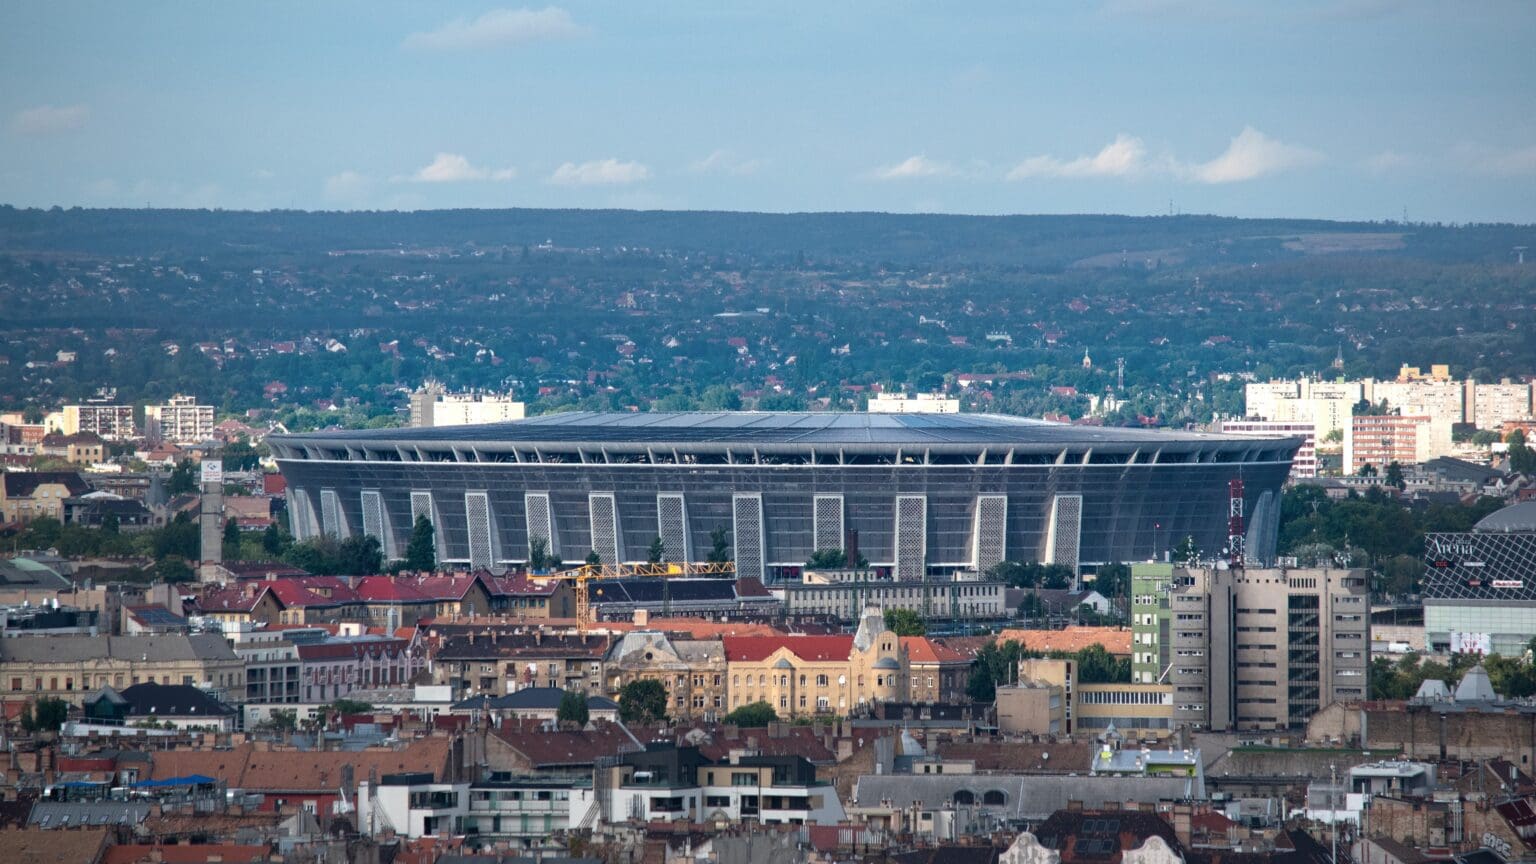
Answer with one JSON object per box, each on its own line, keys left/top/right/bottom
{"left": 9, "top": 678, "right": 19, "bottom": 692}
{"left": 816, "top": 674, "right": 829, "bottom": 687}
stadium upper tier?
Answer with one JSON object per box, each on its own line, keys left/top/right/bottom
{"left": 267, "top": 411, "right": 1296, "bottom": 464}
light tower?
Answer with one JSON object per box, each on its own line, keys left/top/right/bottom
{"left": 1116, "top": 357, "right": 1125, "bottom": 391}
{"left": 1226, "top": 477, "right": 1245, "bottom": 569}
{"left": 1517, "top": 246, "right": 1528, "bottom": 265}
{"left": 198, "top": 459, "right": 225, "bottom": 583}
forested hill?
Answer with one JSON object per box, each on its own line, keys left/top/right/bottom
{"left": 0, "top": 206, "right": 1531, "bottom": 269}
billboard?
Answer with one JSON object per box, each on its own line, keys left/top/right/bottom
{"left": 1450, "top": 631, "right": 1492, "bottom": 655}
{"left": 200, "top": 459, "right": 223, "bottom": 486}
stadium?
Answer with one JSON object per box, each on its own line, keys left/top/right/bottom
{"left": 267, "top": 412, "right": 1299, "bottom": 581}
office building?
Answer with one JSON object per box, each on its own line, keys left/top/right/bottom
{"left": 1169, "top": 566, "right": 1370, "bottom": 731}
{"left": 47, "top": 404, "right": 136, "bottom": 440}
{"left": 1217, "top": 419, "right": 1318, "bottom": 479}
{"left": 1130, "top": 563, "right": 1176, "bottom": 684}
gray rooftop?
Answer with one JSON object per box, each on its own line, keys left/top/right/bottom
{"left": 852, "top": 773, "right": 1204, "bottom": 821}
{"left": 1476, "top": 500, "right": 1536, "bottom": 534}
{"left": 0, "top": 633, "right": 238, "bottom": 664}
{"left": 271, "top": 411, "right": 1298, "bottom": 458}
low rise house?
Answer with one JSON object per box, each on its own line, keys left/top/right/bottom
{"left": 1, "top": 471, "right": 90, "bottom": 524}
{"left": 82, "top": 682, "right": 237, "bottom": 731}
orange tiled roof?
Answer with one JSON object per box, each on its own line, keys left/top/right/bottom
{"left": 996, "top": 626, "right": 1132, "bottom": 657}
{"left": 901, "top": 636, "right": 971, "bottom": 664}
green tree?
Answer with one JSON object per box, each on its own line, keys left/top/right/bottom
{"left": 262, "top": 522, "right": 287, "bottom": 556}
{"left": 806, "top": 548, "right": 867, "bottom": 569}
{"left": 618, "top": 679, "right": 669, "bottom": 724}
{"left": 585, "top": 549, "right": 602, "bottom": 566}
{"left": 405, "top": 515, "right": 436, "bottom": 571}
{"left": 723, "top": 701, "right": 778, "bottom": 727}
{"left": 155, "top": 555, "right": 194, "bottom": 583}
{"left": 223, "top": 517, "right": 241, "bottom": 559}
{"left": 1359, "top": 462, "right": 1378, "bottom": 478}
{"left": 1509, "top": 430, "right": 1536, "bottom": 475}
{"left": 167, "top": 460, "right": 198, "bottom": 494}
{"left": 706, "top": 525, "right": 731, "bottom": 564}
{"left": 100, "top": 512, "right": 119, "bottom": 535}
{"left": 22, "top": 697, "right": 69, "bottom": 733}
{"left": 647, "top": 535, "right": 665, "bottom": 564}
{"left": 327, "top": 699, "right": 374, "bottom": 715}
{"left": 883, "top": 608, "right": 926, "bottom": 636}
{"left": 966, "top": 665, "right": 996, "bottom": 703}
{"left": 1385, "top": 461, "right": 1406, "bottom": 490}
{"left": 337, "top": 535, "right": 384, "bottom": 575}
{"left": 1173, "top": 535, "right": 1200, "bottom": 565}
{"left": 527, "top": 535, "right": 550, "bottom": 572}
{"left": 1073, "top": 644, "right": 1131, "bottom": 683}
{"left": 260, "top": 709, "right": 297, "bottom": 733}
{"left": 557, "top": 690, "right": 590, "bottom": 727}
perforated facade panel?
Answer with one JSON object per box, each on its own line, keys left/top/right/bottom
{"left": 973, "top": 494, "right": 1008, "bottom": 571}
{"left": 895, "top": 495, "right": 928, "bottom": 581}
{"left": 733, "top": 494, "right": 765, "bottom": 581}
{"left": 319, "top": 489, "right": 344, "bottom": 538}
{"left": 657, "top": 493, "right": 690, "bottom": 563}
{"left": 361, "top": 490, "right": 396, "bottom": 558}
{"left": 1045, "top": 494, "right": 1083, "bottom": 571}
{"left": 465, "top": 492, "right": 494, "bottom": 570}
{"left": 813, "top": 494, "right": 845, "bottom": 553}
{"left": 588, "top": 492, "right": 621, "bottom": 565}
{"left": 525, "top": 492, "right": 554, "bottom": 558}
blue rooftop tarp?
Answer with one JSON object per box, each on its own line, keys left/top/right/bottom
{"left": 131, "top": 774, "right": 216, "bottom": 788}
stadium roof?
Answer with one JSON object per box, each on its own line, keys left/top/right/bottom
{"left": 1476, "top": 501, "right": 1536, "bottom": 534}
{"left": 271, "top": 411, "right": 1298, "bottom": 463}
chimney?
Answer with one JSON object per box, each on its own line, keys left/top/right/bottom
{"left": 634, "top": 609, "right": 650, "bottom": 627}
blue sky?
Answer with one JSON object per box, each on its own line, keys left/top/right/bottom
{"left": 3, "top": 1, "right": 1535, "bottom": 221}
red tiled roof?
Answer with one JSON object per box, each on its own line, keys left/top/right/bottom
{"left": 296, "top": 638, "right": 408, "bottom": 661}
{"left": 723, "top": 635, "right": 853, "bottom": 662}
{"left": 355, "top": 576, "right": 434, "bottom": 603}
{"left": 901, "top": 636, "right": 970, "bottom": 665}
{"left": 493, "top": 718, "right": 639, "bottom": 768}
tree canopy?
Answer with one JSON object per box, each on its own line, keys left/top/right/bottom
{"left": 618, "top": 679, "right": 668, "bottom": 724}
{"left": 723, "top": 701, "right": 778, "bottom": 727}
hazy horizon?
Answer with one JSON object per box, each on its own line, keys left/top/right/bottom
{"left": 4, "top": 2, "right": 1536, "bottom": 223}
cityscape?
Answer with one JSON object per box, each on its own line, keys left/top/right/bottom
{"left": 3, "top": 4, "right": 1536, "bottom": 864}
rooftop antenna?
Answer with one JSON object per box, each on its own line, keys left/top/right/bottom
{"left": 1227, "top": 477, "right": 1245, "bottom": 569}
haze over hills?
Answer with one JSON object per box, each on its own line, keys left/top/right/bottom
{"left": 0, "top": 207, "right": 1532, "bottom": 428}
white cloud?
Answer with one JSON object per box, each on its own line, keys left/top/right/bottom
{"left": 404, "top": 6, "right": 586, "bottom": 51}
{"left": 692, "top": 149, "right": 764, "bottom": 176}
{"left": 872, "top": 155, "right": 957, "bottom": 181}
{"left": 1454, "top": 143, "right": 1536, "bottom": 177}
{"left": 11, "top": 103, "right": 89, "bottom": 136}
{"left": 549, "top": 158, "right": 650, "bottom": 186}
{"left": 1186, "top": 126, "right": 1323, "bottom": 183}
{"left": 404, "top": 152, "right": 516, "bottom": 183}
{"left": 1006, "top": 134, "right": 1148, "bottom": 180}
{"left": 323, "top": 170, "right": 372, "bottom": 203}
{"left": 1363, "top": 150, "right": 1416, "bottom": 174}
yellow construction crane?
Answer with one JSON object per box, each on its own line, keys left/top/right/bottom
{"left": 528, "top": 561, "right": 736, "bottom": 631}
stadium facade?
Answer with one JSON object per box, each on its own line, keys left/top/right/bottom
{"left": 1423, "top": 500, "right": 1536, "bottom": 656}
{"left": 268, "top": 412, "right": 1299, "bottom": 581}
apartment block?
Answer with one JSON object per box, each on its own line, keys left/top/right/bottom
{"left": 1470, "top": 380, "right": 1533, "bottom": 432}
{"left": 410, "top": 382, "right": 525, "bottom": 427}
{"left": 1130, "top": 563, "right": 1175, "bottom": 684}
{"left": 1367, "top": 378, "right": 1465, "bottom": 424}
{"left": 1169, "top": 567, "right": 1369, "bottom": 732}
{"left": 1345, "top": 414, "right": 1454, "bottom": 473}
{"left": 1216, "top": 420, "right": 1319, "bottom": 479}
{"left": 49, "top": 404, "right": 136, "bottom": 440}
{"left": 145, "top": 394, "right": 215, "bottom": 444}
{"left": 867, "top": 393, "right": 959, "bottom": 414}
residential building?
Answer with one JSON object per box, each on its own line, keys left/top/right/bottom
{"left": 604, "top": 742, "right": 846, "bottom": 826}
{"left": 452, "top": 686, "right": 620, "bottom": 723}
{"left": 783, "top": 573, "right": 1009, "bottom": 621}
{"left": 1016, "top": 658, "right": 1174, "bottom": 737}
{"left": 432, "top": 632, "right": 611, "bottom": 696}
{"left": 144, "top": 395, "right": 215, "bottom": 444}
{"left": 1217, "top": 419, "right": 1319, "bottom": 479}
{"left": 866, "top": 393, "right": 959, "bottom": 414}
{"left": 37, "top": 432, "right": 106, "bottom": 465}
{"left": 409, "top": 382, "right": 525, "bottom": 427}
{"left": 233, "top": 631, "right": 303, "bottom": 704}
{"left": 0, "top": 633, "right": 244, "bottom": 706}
{"left": 81, "top": 682, "right": 238, "bottom": 731}
{"left": 995, "top": 681, "right": 1065, "bottom": 735}
{"left": 1345, "top": 414, "right": 1453, "bottom": 473}
{"left": 48, "top": 404, "right": 136, "bottom": 440}
{"left": 1470, "top": 379, "right": 1534, "bottom": 431}
{"left": 1243, "top": 378, "right": 1361, "bottom": 441}
{"left": 297, "top": 635, "right": 423, "bottom": 703}
{"left": 901, "top": 636, "right": 972, "bottom": 703}
{"left": 461, "top": 775, "right": 597, "bottom": 846}
{"left": 1130, "top": 563, "right": 1175, "bottom": 685}
{"left": 1369, "top": 377, "right": 1465, "bottom": 424}
{"left": 604, "top": 630, "right": 727, "bottom": 721}
{"left": 1169, "top": 566, "right": 1370, "bottom": 731}
{"left": 723, "top": 608, "right": 905, "bottom": 717}
{"left": 357, "top": 773, "right": 467, "bottom": 838}
{"left": 0, "top": 471, "right": 90, "bottom": 524}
